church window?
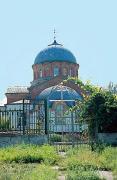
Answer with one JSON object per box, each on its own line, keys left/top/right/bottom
{"left": 70, "top": 69, "right": 72, "bottom": 76}
{"left": 45, "top": 67, "right": 50, "bottom": 77}
{"left": 63, "top": 68, "right": 67, "bottom": 76}
{"left": 39, "top": 69, "right": 42, "bottom": 77}
{"left": 54, "top": 67, "right": 59, "bottom": 77}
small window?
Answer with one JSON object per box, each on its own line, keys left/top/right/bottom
{"left": 63, "top": 68, "right": 67, "bottom": 76}
{"left": 39, "top": 69, "right": 42, "bottom": 77}
{"left": 54, "top": 67, "right": 59, "bottom": 77}
{"left": 70, "top": 69, "right": 72, "bottom": 76}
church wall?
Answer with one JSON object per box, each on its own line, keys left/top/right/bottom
{"left": 32, "top": 61, "right": 79, "bottom": 81}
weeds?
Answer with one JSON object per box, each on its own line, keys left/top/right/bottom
{"left": 0, "top": 144, "right": 59, "bottom": 164}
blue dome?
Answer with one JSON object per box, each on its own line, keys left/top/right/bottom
{"left": 35, "top": 85, "right": 82, "bottom": 107}
{"left": 34, "top": 46, "right": 77, "bottom": 64}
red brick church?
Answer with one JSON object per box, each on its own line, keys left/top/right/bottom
{"left": 5, "top": 37, "right": 83, "bottom": 104}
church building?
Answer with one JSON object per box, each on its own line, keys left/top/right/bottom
{"left": 5, "top": 37, "right": 83, "bottom": 105}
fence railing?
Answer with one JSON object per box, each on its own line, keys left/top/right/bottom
{"left": 0, "top": 109, "right": 45, "bottom": 135}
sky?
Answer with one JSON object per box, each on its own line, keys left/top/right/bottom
{"left": 0, "top": 0, "right": 117, "bottom": 102}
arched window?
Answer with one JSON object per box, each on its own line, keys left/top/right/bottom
{"left": 45, "top": 67, "right": 50, "bottom": 77}
{"left": 63, "top": 68, "right": 67, "bottom": 76}
{"left": 70, "top": 68, "right": 72, "bottom": 76}
{"left": 39, "top": 69, "right": 42, "bottom": 78}
{"left": 54, "top": 67, "right": 59, "bottom": 77}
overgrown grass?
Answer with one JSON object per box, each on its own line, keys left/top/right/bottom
{"left": 67, "top": 169, "right": 105, "bottom": 180}
{"left": 98, "top": 146, "right": 117, "bottom": 171}
{"left": 62, "top": 147, "right": 99, "bottom": 171}
{"left": 0, "top": 144, "right": 60, "bottom": 165}
{"left": 0, "top": 144, "right": 116, "bottom": 179}
{"left": 61, "top": 146, "right": 117, "bottom": 179}
{"left": 0, "top": 163, "right": 58, "bottom": 180}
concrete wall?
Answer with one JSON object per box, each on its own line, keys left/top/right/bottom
{"left": 0, "top": 134, "right": 48, "bottom": 148}
{"left": 98, "top": 133, "right": 117, "bottom": 145}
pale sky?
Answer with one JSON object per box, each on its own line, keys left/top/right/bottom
{"left": 0, "top": 0, "right": 117, "bottom": 101}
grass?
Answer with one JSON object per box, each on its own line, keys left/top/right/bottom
{"left": 0, "top": 163, "right": 58, "bottom": 180}
{"left": 67, "top": 169, "right": 105, "bottom": 180}
{"left": 0, "top": 144, "right": 59, "bottom": 179}
{"left": 0, "top": 144, "right": 116, "bottom": 179}
{"left": 0, "top": 144, "right": 60, "bottom": 164}
{"left": 60, "top": 146, "right": 117, "bottom": 179}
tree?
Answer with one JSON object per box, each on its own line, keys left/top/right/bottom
{"left": 76, "top": 87, "right": 117, "bottom": 142}
{"left": 64, "top": 77, "right": 117, "bottom": 142}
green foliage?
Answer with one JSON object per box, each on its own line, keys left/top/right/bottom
{"left": 98, "top": 147, "right": 117, "bottom": 172}
{"left": 73, "top": 84, "right": 117, "bottom": 142}
{"left": 50, "top": 134, "right": 63, "bottom": 142}
{"left": 49, "top": 134, "right": 77, "bottom": 143}
{"left": 62, "top": 146, "right": 117, "bottom": 172}
{"left": 0, "top": 144, "right": 116, "bottom": 179}
{"left": 0, "top": 117, "right": 10, "bottom": 130}
{"left": 0, "top": 144, "right": 59, "bottom": 165}
{"left": 25, "top": 164, "right": 58, "bottom": 180}
{"left": 89, "top": 141, "right": 107, "bottom": 153}
{"left": 67, "top": 169, "right": 104, "bottom": 180}
{"left": 83, "top": 91, "right": 117, "bottom": 134}
{"left": 0, "top": 163, "right": 57, "bottom": 180}
{"left": 66, "top": 77, "right": 117, "bottom": 137}
{"left": 63, "top": 148, "right": 100, "bottom": 171}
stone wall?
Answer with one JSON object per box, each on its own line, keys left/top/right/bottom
{"left": 0, "top": 134, "right": 48, "bottom": 148}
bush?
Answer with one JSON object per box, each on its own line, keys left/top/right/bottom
{"left": 0, "top": 144, "right": 59, "bottom": 165}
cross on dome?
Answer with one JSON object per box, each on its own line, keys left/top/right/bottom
{"left": 48, "top": 29, "right": 63, "bottom": 46}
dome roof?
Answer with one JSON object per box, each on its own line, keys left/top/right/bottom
{"left": 35, "top": 85, "right": 82, "bottom": 107}
{"left": 34, "top": 41, "right": 77, "bottom": 64}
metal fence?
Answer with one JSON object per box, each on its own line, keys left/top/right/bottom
{"left": 0, "top": 100, "right": 90, "bottom": 149}
{"left": 0, "top": 102, "right": 45, "bottom": 135}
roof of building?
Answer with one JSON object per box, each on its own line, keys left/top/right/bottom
{"left": 34, "top": 40, "right": 77, "bottom": 64}
{"left": 35, "top": 84, "right": 82, "bottom": 107}
{"left": 6, "top": 86, "right": 29, "bottom": 94}
{"left": 7, "top": 99, "right": 30, "bottom": 105}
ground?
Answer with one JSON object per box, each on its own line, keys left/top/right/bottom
{"left": 0, "top": 144, "right": 116, "bottom": 180}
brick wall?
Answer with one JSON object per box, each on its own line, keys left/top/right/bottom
{"left": 32, "top": 61, "right": 79, "bottom": 80}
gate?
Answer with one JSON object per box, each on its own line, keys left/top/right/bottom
{"left": 47, "top": 99, "right": 89, "bottom": 151}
